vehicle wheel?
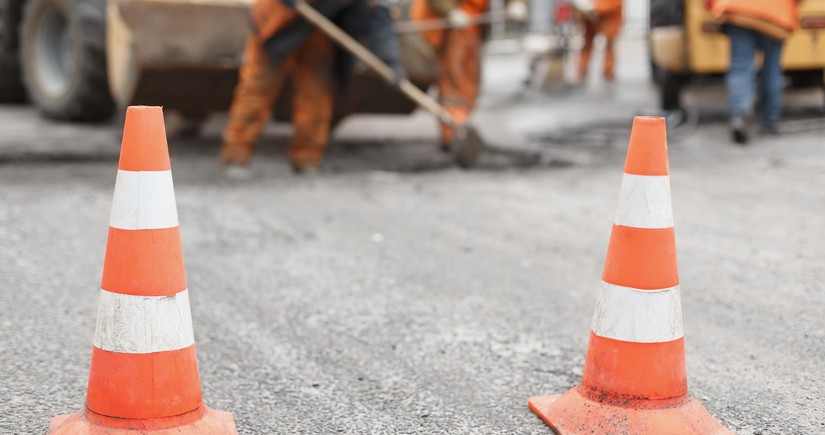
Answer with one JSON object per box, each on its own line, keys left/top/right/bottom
{"left": 0, "top": 0, "right": 26, "bottom": 102}
{"left": 660, "top": 70, "right": 687, "bottom": 111}
{"left": 19, "top": 0, "right": 113, "bottom": 121}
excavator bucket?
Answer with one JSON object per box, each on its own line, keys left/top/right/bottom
{"left": 106, "top": 0, "right": 439, "bottom": 121}
{"left": 107, "top": 0, "right": 251, "bottom": 117}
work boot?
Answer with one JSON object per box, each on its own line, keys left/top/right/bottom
{"left": 288, "top": 135, "right": 326, "bottom": 172}
{"left": 289, "top": 147, "right": 323, "bottom": 175}
{"left": 730, "top": 114, "right": 749, "bottom": 145}
{"left": 220, "top": 142, "right": 254, "bottom": 180}
{"left": 759, "top": 125, "right": 780, "bottom": 136}
{"left": 440, "top": 124, "right": 456, "bottom": 153}
{"left": 603, "top": 70, "right": 615, "bottom": 83}
{"left": 224, "top": 163, "right": 253, "bottom": 180}
{"left": 220, "top": 141, "right": 254, "bottom": 166}
{"left": 292, "top": 165, "right": 321, "bottom": 176}
{"left": 291, "top": 162, "right": 322, "bottom": 176}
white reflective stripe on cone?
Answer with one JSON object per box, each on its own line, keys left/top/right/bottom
{"left": 614, "top": 174, "right": 673, "bottom": 229}
{"left": 94, "top": 289, "right": 195, "bottom": 354}
{"left": 109, "top": 170, "right": 179, "bottom": 230}
{"left": 591, "top": 281, "right": 684, "bottom": 343}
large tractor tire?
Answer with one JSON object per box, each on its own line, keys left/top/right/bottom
{"left": 0, "top": 0, "right": 26, "bottom": 102}
{"left": 19, "top": 0, "right": 113, "bottom": 120}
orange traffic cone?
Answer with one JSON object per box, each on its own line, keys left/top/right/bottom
{"left": 49, "top": 106, "right": 237, "bottom": 434}
{"left": 528, "top": 117, "right": 731, "bottom": 434}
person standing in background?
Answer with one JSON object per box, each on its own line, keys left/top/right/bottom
{"left": 221, "top": 0, "right": 403, "bottom": 174}
{"left": 575, "top": 0, "right": 623, "bottom": 84}
{"left": 710, "top": 0, "right": 799, "bottom": 144}
{"left": 410, "top": 0, "right": 527, "bottom": 150}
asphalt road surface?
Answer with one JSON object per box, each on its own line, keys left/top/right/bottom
{"left": 1, "top": 39, "right": 824, "bottom": 434}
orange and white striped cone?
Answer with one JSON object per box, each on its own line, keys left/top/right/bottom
{"left": 49, "top": 106, "right": 237, "bottom": 434}
{"left": 528, "top": 117, "right": 731, "bottom": 434}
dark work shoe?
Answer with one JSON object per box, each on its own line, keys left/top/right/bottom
{"left": 292, "top": 165, "right": 320, "bottom": 176}
{"left": 730, "top": 115, "right": 749, "bottom": 145}
{"left": 759, "top": 125, "right": 780, "bottom": 136}
{"left": 289, "top": 149, "right": 323, "bottom": 175}
{"left": 290, "top": 156, "right": 322, "bottom": 175}
{"left": 224, "top": 163, "right": 253, "bottom": 180}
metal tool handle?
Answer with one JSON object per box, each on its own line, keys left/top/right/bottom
{"left": 293, "top": 0, "right": 456, "bottom": 126}
{"left": 393, "top": 10, "right": 507, "bottom": 34}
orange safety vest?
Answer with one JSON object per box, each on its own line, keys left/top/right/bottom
{"left": 410, "top": 0, "right": 490, "bottom": 47}
{"left": 250, "top": 0, "right": 297, "bottom": 42}
{"left": 594, "top": 0, "right": 622, "bottom": 15}
{"left": 712, "top": 0, "right": 798, "bottom": 40}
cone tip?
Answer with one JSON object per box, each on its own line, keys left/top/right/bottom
{"left": 624, "top": 116, "right": 668, "bottom": 176}
{"left": 119, "top": 106, "right": 170, "bottom": 172}
{"left": 632, "top": 115, "right": 665, "bottom": 125}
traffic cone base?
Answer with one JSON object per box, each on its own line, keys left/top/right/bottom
{"left": 528, "top": 388, "right": 730, "bottom": 435}
{"left": 48, "top": 406, "right": 235, "bottom": 434}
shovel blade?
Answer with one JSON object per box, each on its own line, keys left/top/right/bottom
{"left": 454, "top": 125, "right": 486, "bottom": 168}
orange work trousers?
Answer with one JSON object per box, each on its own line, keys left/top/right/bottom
{"left": 411, "top": 0, "right": 486, "bottom": 146}
{"left": 221, "top": 32, "right": 335, "bottom": 168}
{"left": 578, "top": 9, "right": 622, "bottom": 82}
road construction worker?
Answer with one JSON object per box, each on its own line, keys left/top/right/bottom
{"left": 410, "top": 0, "right": 527, "bottom": 150}
{"left": 220, "top": 0, "right": 403, "bottom": 173}
{"left": 574, "top": 0, "right": 623, "bottom": 83}
{"left": 709, "top": 0, "right": 799, "bottom": 144}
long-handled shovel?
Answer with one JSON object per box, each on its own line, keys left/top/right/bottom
{"left": 393, "top": 10, "right": 507, "bottom": 34}
{"left": 294, "top": 0, "right": 486, "bottom": 167}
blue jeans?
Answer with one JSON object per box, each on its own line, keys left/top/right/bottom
{"left": 725, "top": 24, "right": 785, "bottom": 129}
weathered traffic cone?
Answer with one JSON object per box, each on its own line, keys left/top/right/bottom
{"left": 49, "top": 106, "right": 237, "bottom": 434}
{"left": 528, "top": 117, "right": 731, "bottom": 434}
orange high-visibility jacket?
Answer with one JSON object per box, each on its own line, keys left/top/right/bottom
{"left": 594, "top": 0, "right": 622, "bottom": 15}
{"left": 410, "top": 0, "right": 490, "bottom": 47}
{"left": 251, "top": 0, "right": 297, "bottom": 41}
{"left": 414, "top": 0, "right": 488, "bottom": 16}
{"left": 712, "top": 0, "right": 799, "bottom": 40}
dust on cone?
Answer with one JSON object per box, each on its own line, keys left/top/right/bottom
{"left": 49, "top": 106, "right": 237, "bottom": 434}
{"left": 528, "top": 117, "right": 731, "bottom": 434}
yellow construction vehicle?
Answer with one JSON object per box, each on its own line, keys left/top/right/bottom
{"left": 649, "top": 0, "right": 825, "bottom": 111}
{"left": 0, "top": 0, "right": 438, "bottom": 128}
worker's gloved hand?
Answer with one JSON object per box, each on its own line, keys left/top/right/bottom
{"left": 448, "top": 9, "right": 471, "bottom": 29}
{"left": 506, "top": 0, "right": 528, "bottom": 22}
